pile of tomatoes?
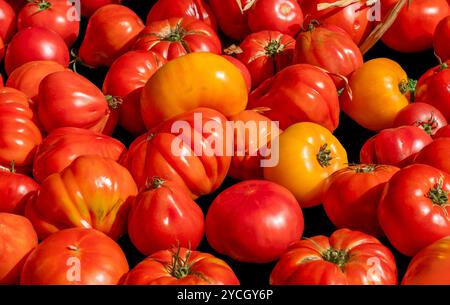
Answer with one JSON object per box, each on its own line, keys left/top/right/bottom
{"left": 1, "top": 0, "right": 450, "bottom": 286}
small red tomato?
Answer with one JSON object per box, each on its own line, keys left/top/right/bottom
{"left": 80, "top": 0, "right": 122, "bottom": 18}
{"left": 0, "top": 0, "right": 16, "bottom": 43}
{"left": 434, "top": 16, "right": 450, "bottom": 62}
{"left": 414, "top": 138, "right": 450, "bottom": 175}
{"left": 393, "top": 102, "right": 447, "bottom": 136}
{"left": 222, "top": 55, "right": 252, "bottom": 92}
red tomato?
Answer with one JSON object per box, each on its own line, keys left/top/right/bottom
{"left": 360, "top": 126, "right": 432, "bottom": 167}
{"left": 146, "top": 0, "right": 217, "bottom": 30}
{"left": 17, "top": 0, "right": 80, "bottom": 46}
{"left": 270, "top": 229, "right": 398, "bottom": 285}
{"left": 122, "top": 247, "right": 239, "bottom": 285}
{"left": 247, "top": 0, "right": 303, "bottom": 36}
{"left": 222, "top": 55, "right": 252, "bottom": 92}
{"left": 379, "top": 164, "right": 450, "bottom": 256}
{"left": 20, "top": 228, "right": 129, "bottom": 285}
{"left": 323, "top": 165, "right": 399, "bottom": 238}
{"left": 235, "top": 30, "right": 295, "bottom": 89}
{"left": 381, "top": 0, "right": 450, "bottom": 53}
{"left": 33, "top": 127, "right": 126, "bottom": 183}
{"left": 413, "top": 138, "right": 450, "bottom": 175}
{"left": 37, "top": 70, "right": 118, "bottom": 135}
{"left": 402, "top": 236, "right": 450, "bottom": 285}
{"left": 434, "top": 16, "right": 450, "bottom": 62}
{"left": 128, "top": 177, "right": 204, "bottom": 256}
{"left": 134, "top": 17, "right": 221, "bottom": 61}
{"left": 4, "top": 26, "right": 69, "bottom": 76}
{"left": 80, "top": 0, "right": 122, "bottom": 17}
{"left": 208, "top": 0, "right": 252, "bottom": 40}
{"left": 393, "top": 102, "right": 447, "bottom": 136}
{"left": 103, "top": 51, "right": 166, "bottom": 136}
{"left": 123, "top": 108, "right": 231, "bottom": 198}
{"left": 206, "top": 180, "right": 304, "bottom": 263}
{"left": 434, "top": 125, "right": 450, "bottom": 139}
{"left": 248, "top": 64, "right": 340, "bottom": 131}
{"left": 78, "top": 4, "right": 144, "bottom": 67}
{"left": 0, "top": 0, "right": 16, "bottom": 43}
{"left": 0, "top": 213, "right": 38, "bottom": 284}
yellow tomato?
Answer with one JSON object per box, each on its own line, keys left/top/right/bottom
{"left": 340, "top": 58, "right": 411, "bottom": 132}
{"left": 140, "top": 52, "right": 248, "bottom": 129}
{"left": 264, "top": 122, "right": 347, "bottom": 208}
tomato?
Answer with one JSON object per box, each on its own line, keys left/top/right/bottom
{"left": 17, "top": 0, "right": 80, "bottom": 47}
{"left": 122, "top": 247, "right": 239, "bottom": 285}
{"left": 33, "top": 127, "right": 126, "bottom": 183}
{"left": 0, "top": 213, "right": 38, "bottom": 284}
{"left": 20, "top": 228, "right": 128, "bottom": 285}
{"left": 381, "top": 0, "right": 450, "bottom": 53}
{"left": 25, "top": 155, "right": 137, "bottom": 240}
{"left": 340, "top": 58, "right": 411, "bottom": 132}
{"left": 434, "top": 16, "right": 450, "bottom": 62}
{"left": 128, "top": 177, "right": 204, "bottom": 256}
{"left": 208, "top": 0, "right": 252, "bottom": 40}
{"left": 402, "top": 236, "right": 450, "bottom": 285}
{"left": 4, "top": 26, "right": 69, "bottom": 76}
{"left": 0, "top": 87, "right": 42, "bottom": 174}
{"left": 248, "top": 64, "right": 340, "bottom": 131}
{"left": 140, "top": 52, "right": 248, "bottom": 129}
{"left": 80, "top": 0, "right": 122, "bottom": 17}
{"left": 434, "top": 125, "right": 450, "bottom": 139}
{"left": 293, "top": 23, "right": 363, "bottom": 88}
{"left": 247, "top": 0, "right": 303, "bottom": 36}
{"left": 222, "top": 55, "right": 252, "bottom": 92}
{"left": 235, "top": 30, "right": 295, "bottom": 89}
{"left": 379, "top": 164, "right": 450, "bottom": 256}
{"left": 323, "top": 165, "right": 399, "bottom": 237}
{"left": 299, "top": 0, "right": 374, "bottom": 45}
{"left": 270, "top": 229, "right": 398, "bottom": 285}
{"left": 5, "top": 0, "right": 26, "bottom": 14}
{"left": 206, "top": 180, "right": 303, "bottom": 263}
{"left": 413, "top": 138, "right": 450, "bottom": 175}
{"left": 146, "top": 0, "right": 217, "bottom": 30}
{"left": 103, "top": 51, "right": 166, "bottom": 136}
{"left": 0, "top": 0, "right": 16, "bottom": 43}
{"left": 414, "top": 62, "right": 450, "bottom": 121}
{"left": 134, "top": 17, "right": 221, "bottom": 61}
{"left": 37, "top": 70, "right": 118, "bottom": 135}
{"left": 123, "top": 108, "right": 231, "bottom": 198}
{"left": 264, "top": 122, "right": 347, "bottom": 207}
{"left": 393, "top": 102, "right": 447, "bottom": 136}
{"left": 78, "top": 4, "right": 144, "bottom": 67}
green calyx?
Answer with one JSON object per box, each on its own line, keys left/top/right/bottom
{"left": 317, "top": 144, "right": 333, "bottom": 168}
{"left": 322, "top": 247, "right": 349, "bottom": 270}
{"left": 167, "top": 247, "right": 192, "bottom": 279}
{"left": 29, "top": 0, "right": 52, "bottom": 10}
{"left": 399, "top": 79, "right": 417, "bottom": 101}
{"left": 105, "top": 95, "right": 123, "bottom": 109}
{"left": 265, "top": 39, "right": 285, "bottom": 57}
{"left": 145, "top": 176, "right": 165, "bottom": 190}
{"left": 427, "top": 181, "right": 449, "bottom": 206}
{"left": 415, "top": 115, "right": 438, "bottom": 136}
{"left": 350, "top": 164, "right": 377, "bottom": 173}
{"left": 439, "top": 63, "right": 449, "bottom": 71}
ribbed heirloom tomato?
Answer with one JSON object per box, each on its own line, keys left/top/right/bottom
{"left": 393, "top": 103, "right": 447, "bottom": 136}
{"left": 208, "top": 0, "right": 252, "bottom": 40}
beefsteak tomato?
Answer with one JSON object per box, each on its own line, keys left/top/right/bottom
{"left": 393, "top": 102, "right": 447, "bottom": 136}
{"left": 208, "top": 0, "right": 251, "bottom": 40}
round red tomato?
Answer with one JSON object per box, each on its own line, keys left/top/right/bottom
{"left": 208, "top": 0, "right": 252, "bottom": 40}
{"left": 122, "top": 247, "right": 239, "bottom": 285}
{"left": 434, "top": 16, "right": 450, "bottom": 62}
{"left": 222, "top": 55, "right": 252, "bottom": 92}
{"left": 134, "top": 17, "right": 221, "bottom": 61}
{"left": 80, "top": 0, "right": 122, "bottom": 17}
{"left": 434, "top": 125, "right": 450, "bottom": 139}
{"left": 270, "top": 229, "right": 398, "bottom": 285}
{"left": 103, "top": 50, "right": 166, "bottom": 135}
{"left": 4, "top": 26, "right": 69, "bottom": 76}
{"left": 235, "top": 30, "right": 295, "bottom": 89}
{"left": 206, "top": 180, "right": 304, "bottom": 263}
{"left": 20, "top": 228, "right": 128, "bottom": 285}
{"left": 0, "top": 0, "right": 16, "bottom": 43}
{"left": 360, "top": 126, "right": 432, "bottom": 167}
{"left": 379, "top": 164, "right": 450, "bottom": 256}
{"left": 393, "top": 102, "right": 447, "bottom": 136}
{"left": 128, "top": 177, "right": 204, "bottom": 256}
{"left": 0, "top": 213, "right": 38, "bottom": 284}
{"left": 413, "top": 138, "right": 450, "bottom": 174}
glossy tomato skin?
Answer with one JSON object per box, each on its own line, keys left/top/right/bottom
{"left": 402, "top": 236, "right": 450, "bottom": 285}
{"left": 4, "top": 26, "right": 69, "bottom": 76}
{"left": 134, "top": 17, "right": 221, "bottom": 61}
{"left": 413, "top": 138, "right": 450, "bottom": 175}
{"left": 248, "top": 64, "right": 340, "bottom": 131}
{"left": 206, "top": 180, "right": 304, "bottom": 263}
{"left": 0, "top": 213, "right": 38, "bottom": 284}
{"left": 236, "top": 30, "right": 295, "bottom": 89}
{"left": 434, "top": 125, "right": 450, "bottom": 139}
{"left": 360, "top": 126, "right": 432, "bottom": 168}
{"left": 140, "top": 53, "right": 248, "bottom": 129}
{"left": 222, "top": 55, "right": 252, "bottom": 92}
{"left": 434, "top": 16, "right": 450, "bottom": 62}
{"left": 103, "top": 51, "right": 166, "bottom": 136}
{"left": 379, "top": 164, "right": 450, "bottom": 256}
{"left": 122, "top": 247, "right": 239, "bottom": 285}
{"left": 25, "top": 155, "right": 138, "bottom": 241}
{"left": 0, "top": 0, "right": 16, "bottom": 43}
{"left": 79, "top": 4, "right": 144, "bottom": 67}
{"left": 17, "top": 0, "right": 80, "bottom": 46}
{"left": 270, "top": 229, "right": 398, "bottom": 285}
{"left": 381, "top": 0, "right": 450, "bottom": 53}
{"left": 123, "top": 108, "right": 231, "bottom": 198}
{"left": 146, "top": 0, "right": 217, "bottom": 30}
{"left": 128, "top": 178, "right": 204, "bottom": 256}
{"left": 208, "top": 0, "right": 251, "bottom": 40}
{"left": 247, "top": 0, "right": 303, "bottom": 36}
{"left": 393, "top": 102, "right": 447, "bottom": 136}
{"left": 340, "top": 58, "right": 410, "bottom": 132}
{"left": 323, "top": 165, "right": 399, "bottom": 237}
{"left": 0, "top": 169, "right": 38, "bottom": 214}
{"left": 33, "top": 127, "right": 126, "bottom": 183}
{"left": 264, "top": 122, "right": 347, "bottom": 207}
{"left": 20, "top": 228, "right": 128, "bottom": 285}
{"left": 80, "top": 0, "right": 122, "bottom": 17}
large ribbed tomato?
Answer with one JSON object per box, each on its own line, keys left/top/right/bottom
{"left": 208, "top": 0, "right": 252, "bottom": 40}
{"left": 434, "top": 16, "right": 450, "bottom": 62}
{"left": 25, "top": 155, "right": 138, "bottom": 240}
